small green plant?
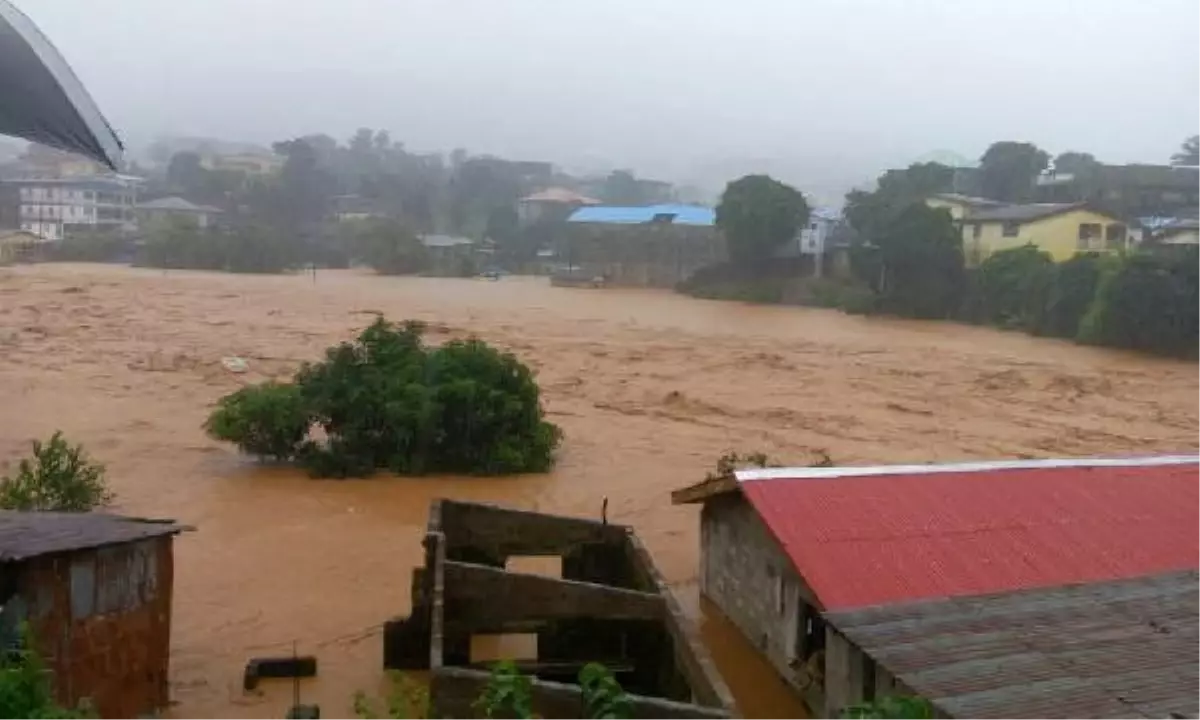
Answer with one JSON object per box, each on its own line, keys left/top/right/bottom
{"left": 0, "top": 432, "right": 112, "bottom": 512}
{"left": 352, "top": 672, "right": 430, "bottom": 719}
{"left": 578, "top": 663, "right": 631, "bottom": 720}
{"left": 840, "top": 695, "right": 934, "bottom": 719}
{"left": 473, "top": 661, "right": 534, "bottom": 719}
{"left": 204, "top": 382, "right": 311, "bottom": 461}
{"left": 0, "top": 626, "right": 95, "bottom": 718}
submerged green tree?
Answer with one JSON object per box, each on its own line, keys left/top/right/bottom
{"left": 205, "top": 318, "right": 561, "bottom": 478}
{"left": 0, "top": 433, "right": 112, "bottom": 512}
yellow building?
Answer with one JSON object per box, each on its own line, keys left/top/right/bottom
{"left": 959, "top": 203, "right": 1128, "bottom": 265}
{"left": 199, "top": 152, "right": 283, "bottom": 176}
{"left": 924, "top": 193, "right": 1006, "bottom": 222}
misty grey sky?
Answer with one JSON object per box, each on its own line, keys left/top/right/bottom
{"left": 20, "top": 0, "right": 1200, "bottom": 197}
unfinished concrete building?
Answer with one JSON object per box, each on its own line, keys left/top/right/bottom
{"left": 383, "top": 500, "right": 736, "bottom": 718}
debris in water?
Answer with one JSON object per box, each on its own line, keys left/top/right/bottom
{"left": 221, "top": 357, "right": 249, "bottom": 374}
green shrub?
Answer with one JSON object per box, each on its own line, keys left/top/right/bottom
{"left": 579, "top": 663, "right": 632, "bottom": 720}
{"left": 1078, "top": 247, "right": 1198, "bottom": 357}
{"left": 204, "top": 382, "right": 311, "bottom": 460}
{"left": 961, "top": 244, "right": 1054, "bottom": 328}
{"left": 206, "top": 318, "right": 561, "bottom": 478}
{"left": 841, "top": 696, "right": 933, "bottom": 719}
{"left": 1028, "top": 252, "right": 1111, "bottom": 338}
{"left": 473, "top": 661, "right": 534, "bottom": 719}
{"left": 353, "top": 672, "right": 430, "bottom": 719}
{"left": 47, "top": 230, "right": 132, "bottom": 263}
{"left": 137, "top": 218, "right": 296, "bottom": 274}
{"left": 355, "top": 218, "right": 428, "bottom": 275}
{"left": 838, "top": 285, "right": 878, "bottom": 315}
{"left": 424, "top": 339, "right": 563, "bottom": 474}
{"left": 0, "top": 627, "right": 94, "bottom": 718}
{"left": 0, "top": 432, "right": 112, "bottom": 512}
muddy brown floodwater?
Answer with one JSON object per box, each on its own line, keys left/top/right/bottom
{"left": 0, "top": 264, "right": 1196, "bottom": 718}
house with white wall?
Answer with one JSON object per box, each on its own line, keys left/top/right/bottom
{"left": 9, "top": 174, "right": 141, "bottom": 240}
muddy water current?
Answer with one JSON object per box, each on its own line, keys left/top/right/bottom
{"left": 1, "top": 264, "right": 1195, "bottom": 717}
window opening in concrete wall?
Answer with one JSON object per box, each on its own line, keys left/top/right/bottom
{"left": 504, "top": 555, "right": 562, "bottom": 578}
{"left": 470, "top": 633, "right": 539, "bottom": 664}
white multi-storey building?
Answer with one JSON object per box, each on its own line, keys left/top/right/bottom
{"left": 13, "top": 175, "right": 141, "bottom": 240}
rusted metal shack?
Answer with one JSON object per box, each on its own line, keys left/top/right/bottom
{"left": 384, "top": 500, "right": 736, "bottom": 718}
{"left": 0, "top": 511, "right": 190, "bottom": 719}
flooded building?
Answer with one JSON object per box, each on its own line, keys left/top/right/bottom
{"left": 383, "top": 499, "right": 736, "bottom": 718}
{"left": 672, "top": 455, "right": 1200, "bottom": 717}
{"left": 0, "top": 511, "right": 190, "bottom": 718}
{"left": 562, "top": 204, "right": 725, "bottom": 288}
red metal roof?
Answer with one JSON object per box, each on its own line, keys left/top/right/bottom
{"left": 738, "top": 458, "right": 1200, "bottom": 610}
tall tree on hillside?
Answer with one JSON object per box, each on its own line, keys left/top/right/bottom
{"left": 978, "top": 141, "right": 1050, "bottom": 202}
{"left": 1052, "top": 151, "right": 1101, "bottom": 177}
{"left": 268, "top": 138, "right": 336, "bottom": 230}
{"left": 716, "top": 174, "right": 810, "bottom": 267}
{"left": 843, "top": 162, "right": 954, "bottom": 239}
{"left": 166, "top": 151, "right": 205, "bottom": 191}
{"left": 1170, "top": 135, "right": 1199, "bottom": 166}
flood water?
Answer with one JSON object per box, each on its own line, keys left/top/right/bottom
{"left": 1, "top": 264, "right": 1195, "bottom": 718}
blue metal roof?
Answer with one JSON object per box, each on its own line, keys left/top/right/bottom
{"left": 567, "top": 204, "right": 716, "bottom": 226}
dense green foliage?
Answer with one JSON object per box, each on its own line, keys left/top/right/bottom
{"left": 138, "top": 217, "right": 295, "bottom": 273}
{"left": 862, "top": 204, "right": 965, "bottom": 319}
{"left": 0, "top": 628, "right": 94, "bottom": 718}
{"left": 841, "top": 696, "right": 934, "bottom": 719}
{"left": 844, "top": 162, "right": 954, "bottom": 239}
{"left": 473, "top": 661, "right": 535, "bottom": 719}
{"left": 1078, "top": 246, "right": 1198, "bottom": 357}
{"left": 960, "top": 244, "right": 1054, "bottom": 328}
{"left": 352, "top": 218, "right": 429, "bottom": 275}
{"left": 716, "top": 174, "right": 810, "bottom": 267}
{"left": 1027, "top": 252, "right": 1111, "bottom": 338}
{"left": 205, "top": 383, "right": 311, "bottom": 460}
{"left": 0, "top": 432, "right": 112, "bottom": 512}
{"left": 205, "top": 318, "right": 561, "bottom": 478}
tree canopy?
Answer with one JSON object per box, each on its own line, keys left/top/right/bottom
{"left": 978, "top": 141, "right": 1050, "bottom": 202}
{"left": 1052, "top": 151, "right": 1101, "bottom": 177}
{"left": 858, "top": 204, "right": 964, "bottom": 319}
{"left": 1170, "top": 135, "right": 1199, "bottom": 166}
{"left": 844, "top": 162, "right": 953, "bottom": 238}
{"left": 715, "top": 174, "right": 810, "bottom": 267}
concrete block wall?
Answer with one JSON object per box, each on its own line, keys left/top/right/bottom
{"left": 699, "top": 496, "right": 815, "bottom": 700}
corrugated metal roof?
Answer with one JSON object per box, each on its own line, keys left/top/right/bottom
{"left": 0, "top": 511, "right": 190, "bottom": 561}
{"left": 567, "top": 204, "right": 716, "bottom": 226}
{"left": 968, "top": 202, "right": 1105, "bottom": 223}
{"left": 738, "top": 457, "right": 1199, "bottom": 609}
{"left": 825, "top": 570, "right": 1199, "bottom": 719}
{"left": 139, "top": 196, "right": 221, "bottom": 213}
{"left": 520, "top": 187, "right": 599, "bottom": 205}
{"left": 420, "top": 234, "right": 475, "bottom": 248}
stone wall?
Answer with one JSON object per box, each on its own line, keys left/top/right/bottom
{"left": 18, "top": 537, "right": 175, "bottom": 718}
